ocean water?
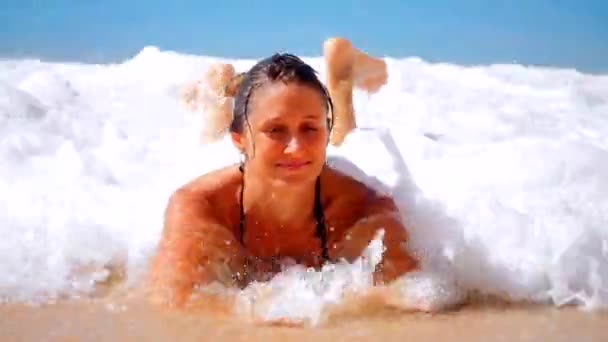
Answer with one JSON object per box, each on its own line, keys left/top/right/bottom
{"left": 1, "top": 46, "right": 607, "bottom": 324}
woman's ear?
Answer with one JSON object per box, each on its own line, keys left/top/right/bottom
{"left": 230, "top": 131, "right": 246, "bottom": 153}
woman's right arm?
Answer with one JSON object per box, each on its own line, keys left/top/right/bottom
{"left": 146, "top": 188, "right": 245, "bottom": 307}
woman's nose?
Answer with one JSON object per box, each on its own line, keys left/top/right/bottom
{"left": 284, "top": 135, "right": 302, "bottom": 154}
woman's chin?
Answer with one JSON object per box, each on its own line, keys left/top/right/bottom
{"left": 271, "top": 165, "right": 321, "bottom": 185}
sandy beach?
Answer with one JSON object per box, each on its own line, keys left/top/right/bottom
{"left": 2, "top": 293, "right": 606, "bottom": 342}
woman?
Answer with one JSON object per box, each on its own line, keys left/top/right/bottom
{"left": 148, "top": 38, "right": 418, "bottom": 307}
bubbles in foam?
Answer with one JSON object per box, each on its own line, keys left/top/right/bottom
{"left": 0, "top": 82, "right": 47, "bottom": 122}
{"left": 17, "top": 71, "right": 79, "bottom": 109}
{"left": 228, "top": 230, "right": 465, "bottom": 326}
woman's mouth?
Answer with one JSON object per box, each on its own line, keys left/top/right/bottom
{"left": 276, "top": 160, "right": 311, "bottom": 170}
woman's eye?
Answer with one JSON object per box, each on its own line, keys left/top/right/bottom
{"left": 265, "top": 126, "right": 286, "bottom": 134}
{"left": 303, "top": 125, "right": 318, "bottom": 132}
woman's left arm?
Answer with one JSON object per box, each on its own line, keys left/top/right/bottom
{"left": 329, "top": 195, "right": 418, "bottom": 284}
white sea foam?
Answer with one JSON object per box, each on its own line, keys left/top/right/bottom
{"left": 1, "top": 48, "right": 607, "bottom": 322}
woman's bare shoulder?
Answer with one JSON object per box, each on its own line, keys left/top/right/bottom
{"left": 166, "top": 165, "right": 242, "bottom": 219}
{"left": 174, "top": 165, "right": 240, "bottom": 196}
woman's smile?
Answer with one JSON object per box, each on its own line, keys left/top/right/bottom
{"left": 276, "top": 160, "right": 312, "bottom": 170}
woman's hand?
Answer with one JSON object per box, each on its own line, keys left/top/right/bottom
{"left": 332, "top": 211, "right": 418, "bottom": 285}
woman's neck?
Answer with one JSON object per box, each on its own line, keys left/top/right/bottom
{"left": 241, "top": 171, "right": 318, "bottom": 225}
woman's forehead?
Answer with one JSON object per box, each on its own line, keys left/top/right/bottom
{"left": 248, "top": 82, "right": 326, "bottom": 121}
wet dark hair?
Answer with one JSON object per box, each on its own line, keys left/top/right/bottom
{"left": 228, "top": 53, "right": 334, "bottom": 134}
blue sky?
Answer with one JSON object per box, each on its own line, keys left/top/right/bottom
{"left": 1, "top": 0, "right": 607, "bottom": 73}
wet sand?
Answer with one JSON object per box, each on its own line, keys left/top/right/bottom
{"left": 2, "top": 295, "right": 606, "bottom": 342}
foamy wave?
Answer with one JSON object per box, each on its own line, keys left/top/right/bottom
{"left": 0, "top": 47, "right": 607, "bottom": 320}
{"left": 212, "top": 231, "right": 464, "bottom": 326}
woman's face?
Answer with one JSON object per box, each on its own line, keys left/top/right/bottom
{"left": 231, "top": 81, "right": 330, "bottom": 186}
